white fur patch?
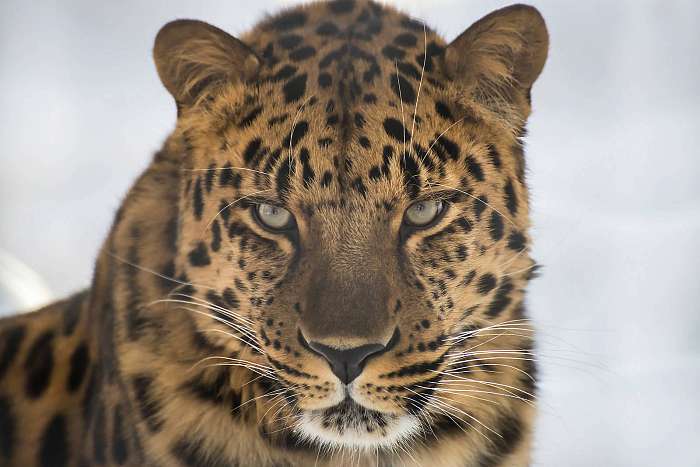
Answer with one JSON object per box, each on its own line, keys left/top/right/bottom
{"left": 294, "top": 401, "right": 422, "bottom": 451}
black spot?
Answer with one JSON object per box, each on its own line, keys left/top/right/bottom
{"left": 287, "top": 121, "right": 309, "bottom": 148}
{"left": 326, "top": 114, "right": 339, "bottom": 126}
{"left": 487, "top": 144, "right": 502, "bottom": 168}
{"left": 205, "top": 163, "right": 216, "bottom": 193}
{"left": 394, "top": 33, "right": 417, "bottom": 48}
{"left": 507, "top": 231, "right": 527, "bottom": 252}
{"left": 93, "top": 403, "right": 106, "bottom": 463}
{"left": 222, "top": 288, "right": 240, "bottom": 309}
{"left": 218, "top": 163, "right": 240, "bottom": 189}
{"left": 238, "top": 105, "right": 263, "bottom": 127}
{"left": 476, "top": 414, "right": 523, "bottom": 466}
{"left": 466, "top": 156, "right": 484, "bottom": 181}
{"left": 0, "top": 397, "right": 15, "bottom": 461}
{"left": 358, "top": 136, "right": 371, "bottom": 149}
{"left": 243, "top": 138, "right": 263, "bottom": 165}
{"left": 316, "top": 22, "right": 339, "bottom": 36}
{"left": 188, "top": 242, "right": 211, "bottom": 267}
{"left": 67, "top": 342, "right": 89, "bottom": 392}
{"left": 318, "top": 72, "right": 332, "bottom": 88}
{"left": 400, "top": 153, "right": 421, "bottom": 199}
{"left": 210, "top": 220, "right": 222, "bottom": 252}
{"left": 473, "top": 195, "right": 488, "bottom": 220}
{"left": 434, "top": 101, "right": 454, "bottom": 121}
{"left": 132, "top": 375, "right": 164, "bottom": 433}
{"left": 434, "top": 136, "right": 459, "bottom": 161}
{"left": 320, "top": 171, "right": 333, "bottom": 188}
{"left": 283, "top": 73, "right": 307, "bottom": 103}
{"left": 363, "top": 93, "right": 377, "bottom": 104}
{"left": 354, "top": 112, "right": 366, "bottom": 129}
{"left": 328, "top": 0, "right": 355, "bottom": 14}
{"left": 269, "top": 11, "right": 307, "bottom": 31}
{"left": 486, "top": 278, "right": 514, "bottom": 318}
{"left": 289, "top": 46, "right": 316, "bottom": 62}
{"left": 24, "top": 331, "right": 54, "bottom": 399}
{"left": 270, "top": 64, "right": 297, "bottom": 82}
{"left": 489, "top": 211, "right": 504, "bottom": 241}
{"left": 277, "top": 34, "right": 303, "bottom": 50}
{"left": 39, "top": 415, "right": 68, "bottom": 467}
{"left": 390, "top": 73, "right": 416, "bottom": 104}
{"left": 368, "top": 166, "right": 381, "bottom": 181}
{"left": 299, "top": 147, "right": 315, "bottom": 187}
{"left": 504, "top": 179, "right": 518, "bottom": 215}
{"left": 276, "top": 159, "right": 293, "bottom": 201}
{"left": 192, "top": 177, "right": 204, "bottom": 220}
{"left": 172, "top": 437, "right": 229, "bottom": 467}
{"left": 351, "top": 177, "right": 367, "bottom": 197}
{"left": 112, "top": 404, "right": 129, "bottom": 464}
{"left": 401, "top": 18, "right": 424, "bottom": 31}
{"left": 397, "top": 61, "right": 421, "bottom": 80}
{"left": 383, "top": 118, "right": 411, "bottom": 142}
{"left": 62, "top": 292, "right": 84, "bottom": 336}
{"left": 456, "top": 244, "right": 468, "bottom": 261}
{"left": 382, "top": 45, "right": 405, "bottom": 60}
{"left": 476, "top": 274, "right": 497, "bottom": 295}
{"left": 0, "top": 325, "right": 25, "bottom": 380}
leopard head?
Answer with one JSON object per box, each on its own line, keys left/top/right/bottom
{"left": 153, "top": 1, "right": 547, "bottom": 452}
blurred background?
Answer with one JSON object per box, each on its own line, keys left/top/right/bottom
{"left": 1, "top": 0, "right": 698, "bottom": 465}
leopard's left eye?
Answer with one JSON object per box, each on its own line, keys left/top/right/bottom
{"left": 403, "top": 200, "right": 445, "bottom": 227}
{"left": 254, "top": 203, "right": 294, "bottom": 231}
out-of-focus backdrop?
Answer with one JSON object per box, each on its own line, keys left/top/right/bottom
{"left": 1, "top": 0, "right": 698, "bottom": 465}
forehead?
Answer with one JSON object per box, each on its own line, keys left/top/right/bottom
{"left": 190, "top": 4, "right": 495, "bottom": 206}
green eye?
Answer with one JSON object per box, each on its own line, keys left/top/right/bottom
{"left": 404, "top": 200, "right": 445, "bottom": 227}
{"left": 255, "top": 203, "right": 294, "bottom": 230}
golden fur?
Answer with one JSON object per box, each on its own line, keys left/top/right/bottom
{"left": 0, "top": 2, "right": 548, "bottom": 466}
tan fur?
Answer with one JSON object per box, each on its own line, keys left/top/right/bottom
{"left": 0, "top": 2, "right": 547, "bottom": 466}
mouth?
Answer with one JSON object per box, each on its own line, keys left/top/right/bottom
{"left": 294, "top": 397, "right": 421, "bottom": 450}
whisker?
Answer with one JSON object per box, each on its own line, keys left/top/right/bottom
{"left": 288, "top": 94, "right": 316, "bottom": 166}
{"left": 408, "top": 22, "right": 427, "bottom": 153}
{"left": 184, "top": 166, "right": 272, "bottom": 177}
{"left": 202, "top": 188, "right": 273, "bottom": 234}
{"left": 107, "top": 251, "right": 216, "bottom": 291}
{"left": 430, "top": 182, "right": 518, "bottom": 228}
{"left": 420, "top": 117, "right": 468, "bottom": 166}
{"left": 395, "top": 60, "right": 407, "bottom": 160}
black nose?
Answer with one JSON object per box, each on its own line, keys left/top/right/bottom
{"left": 307, "top": 341, "right": 386, "bottom": 384}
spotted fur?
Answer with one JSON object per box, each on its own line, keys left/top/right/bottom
{"left": 0, "top": 1, "right": 548, "bottom": 466}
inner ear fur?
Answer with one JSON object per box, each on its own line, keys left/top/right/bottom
{"left": 154, "top": 19, "right": 260, "bottom": 105}
{"left": 442, "top": 4, "right": 549, "bottom": 125}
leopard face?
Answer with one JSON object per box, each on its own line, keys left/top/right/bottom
{"left": 155, "top": 0, "right": 547, "bottom": 452}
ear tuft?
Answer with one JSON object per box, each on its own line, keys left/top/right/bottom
{"left": 154, "top": 19, "right": 260, "bottom": 105}
{"left": 443, "top": 4, "right": 548, "bottom": 126}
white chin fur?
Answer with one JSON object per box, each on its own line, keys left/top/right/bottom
{"left": 294, "top": 403, "right": 421, "bottom": 451}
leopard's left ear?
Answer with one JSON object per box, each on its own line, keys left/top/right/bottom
{"left": 154, "top": 19, "right": 261, "bottom": 106}
{"left": 442, "top": 4, "right": 548, "bottom": 126}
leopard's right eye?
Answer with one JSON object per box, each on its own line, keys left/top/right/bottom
{"left": 403, "top": 200, "right": 445, "bottom": 228}
{"left": 253, "top": 203, "right": 295, "bottom": 231}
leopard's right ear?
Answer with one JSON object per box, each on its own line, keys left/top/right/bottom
{"left": 154, "top": 19, "right": 260, "bottom": 106}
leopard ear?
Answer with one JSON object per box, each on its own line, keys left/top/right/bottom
{"left": 443, "top": 4, "right": 548, "bottom": 126}
{"left": 154, "top": 19, "right": 261, "bottom": 105}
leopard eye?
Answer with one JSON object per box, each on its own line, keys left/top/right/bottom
{"left": 403, "top": 200, "right": 445, "bottom": 227}
{"left": 254, "top": 203, "right": 294, "bottom": 230}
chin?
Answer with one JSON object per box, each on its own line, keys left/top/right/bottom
{"left": 294, "top": 399, "right": 422, "bottom": 451}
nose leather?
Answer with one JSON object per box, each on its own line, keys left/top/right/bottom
{"left": 307, "top": 341, "right": 386, "bottom": 384}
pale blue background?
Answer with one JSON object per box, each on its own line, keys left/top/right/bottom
{"left": 1, "top": 1, "right": 699, "bottom": 465}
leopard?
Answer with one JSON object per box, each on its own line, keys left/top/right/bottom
{"left": 0, "top": 1, "right": 549, "bottom": 466}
